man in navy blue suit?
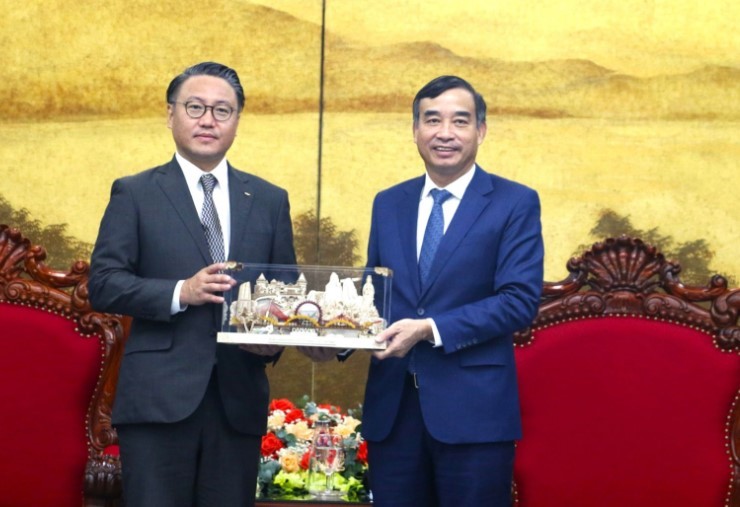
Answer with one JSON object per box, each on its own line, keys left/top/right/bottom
{"left": 363, "top": 76, "right": 545, "bottom": 506}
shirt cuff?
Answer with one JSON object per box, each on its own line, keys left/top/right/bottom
{"left": 428, "top": 318, "right": 442, "bottom": 347}
{"left": 171, "top": 280, "right": 188, "bottom": 314}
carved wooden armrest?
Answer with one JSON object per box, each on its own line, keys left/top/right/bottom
{"left": 83, "top": 450, "right": 122, "bottom": 507}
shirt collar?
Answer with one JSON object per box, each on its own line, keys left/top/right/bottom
{"left": 420, "top": 163, "right": 477, "bottom": 201}
{"left": 175, "top": 152, "right": 229, "bottom": 190}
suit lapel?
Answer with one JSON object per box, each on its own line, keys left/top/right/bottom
{"left": 227, "top": 165, "right": 255, "bottom": 260}
{"left": 420, "top": 167, "right": 494, "bottom": 298}
{"left": 400, "top": 178, "right": 424, "bottom": 297}
{"left": 155, "top": 158, "right": 213, "bottom": 265}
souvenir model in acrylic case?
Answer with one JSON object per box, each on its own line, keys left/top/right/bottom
{"left": 217, "top": 262, "right": 392, "bottom": 349}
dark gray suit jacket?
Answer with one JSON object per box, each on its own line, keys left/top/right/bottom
{"left": 89, "top": 157, "right": 296, "bottom": 435}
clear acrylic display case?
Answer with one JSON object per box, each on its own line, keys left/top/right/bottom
{"left": 217, "top": 263, "right": 392, "bottom": 349}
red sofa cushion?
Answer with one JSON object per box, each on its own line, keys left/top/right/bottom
{"left": 0, "top": 303, "right": 102, "bottom": 507}
{"left": 514, "top": 316, "right": 740, "bottom": 507}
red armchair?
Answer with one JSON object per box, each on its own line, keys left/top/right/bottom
{"left": 0, "top": 225, "right": 124, "bottom": 506}
{"left": 513, "top": 237, "right": 740, "bottom": 506}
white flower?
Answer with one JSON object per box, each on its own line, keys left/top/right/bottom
{"left": 267, "top": 410, "right": 286, "bottom": 430}
{"left": 285, "top": 420, "right": 313, "bottom": 441}
{"left": 335, "top": 416, "right": 361, "bottom": 437}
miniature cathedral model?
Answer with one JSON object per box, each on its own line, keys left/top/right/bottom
{"left": 228, "top": 272, "right": 384, "bottom": 337}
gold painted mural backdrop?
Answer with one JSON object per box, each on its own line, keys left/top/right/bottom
{"left": 2, "top": 0, "right": 738, "bottom": 407}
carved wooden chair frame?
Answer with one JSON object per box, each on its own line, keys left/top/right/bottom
{"left": 513, "top": 236, "right": 740, "bottom": 506}
{"left": 0, "top": 225, "right": 124, "bottom": 506}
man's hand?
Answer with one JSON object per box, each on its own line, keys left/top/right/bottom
{"left": 373, "top": 318, "right": 433, "bottom": 360}
{"left": 180, "top": 263, "right": 236, "bottom": 306}
{"left": 296, "top": 346, "right": 338, "bottom": 362}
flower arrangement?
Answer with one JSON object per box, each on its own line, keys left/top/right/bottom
{"left": 257, "top": 395, "right": 370, "bottom": 501}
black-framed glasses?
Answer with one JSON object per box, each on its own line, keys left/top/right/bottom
{"left": 173, "top": 101, "right": 235, "bottom": 121}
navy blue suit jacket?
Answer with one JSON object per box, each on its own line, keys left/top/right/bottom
{"left": 363, "top": 166, "right": 544, "bottom": 444}
{"left": 89, "top": 157, "right": 296, "bottom": 435}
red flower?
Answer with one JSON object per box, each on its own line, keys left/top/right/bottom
{"left": 261, "top": 432, "right": 285, "bottom": 458}
{"left": 270, "top": 398, "right": 296, "bottom": 412}
{"left": 356, "top": 440, "right": 368, "bottom": 464}
{"left": 284, "top": 408, "right": 305, "bottom": 424}
{"left": 299, "top": 449, "right": 312, "bottom": 470}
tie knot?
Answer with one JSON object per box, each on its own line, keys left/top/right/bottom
{"left": 430, "top": 188, "right": 452, "bottom": 205}
{"left": 201, "top": 173, "right": 217, "bottom": 195}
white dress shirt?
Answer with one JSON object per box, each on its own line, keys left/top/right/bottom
{"left": 171, "top": 152, "right": 232, "bottom": 314}
{"left": 417, "top": 163, "right": 477, "bottom": 346}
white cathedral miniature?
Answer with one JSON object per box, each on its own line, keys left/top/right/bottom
{"left": 228, "top": 272, "right": 384, "bottom": 337}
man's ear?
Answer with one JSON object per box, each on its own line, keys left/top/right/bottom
{"left": 477, "top": 122, "right": 487, "bottom": 145}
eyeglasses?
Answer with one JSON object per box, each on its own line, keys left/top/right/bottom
{"left": 173, "top": 101, "right": 235, "bottom": 121}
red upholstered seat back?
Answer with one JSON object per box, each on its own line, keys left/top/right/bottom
{"left": 0, "top": 303, "right": 103, "bottom": 507}
{"left": 0, "top": 225, "right": 125, "bottom": 506}
{"left": 514, "top": 316, "right": 740, "bottom": 507}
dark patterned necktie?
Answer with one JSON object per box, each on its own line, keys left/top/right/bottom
{"left": 200, "top": 174, "right": 225, "bottom": 263}
{"left": 418, "top": 188, "right": 452, "bottom": 288}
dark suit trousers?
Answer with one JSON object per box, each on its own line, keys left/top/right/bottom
{"left": 117, "top": 368, "right": 261, "bottom": 507}
{"left": 367, "top": 374, "right": 514, "bottom": 507}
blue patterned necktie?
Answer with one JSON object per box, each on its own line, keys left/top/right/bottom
{"left": 200, "top": 174, "right": 225, "bottom": 264}
{"left": 419, "top": 188, "right": 452, "bottom": 288}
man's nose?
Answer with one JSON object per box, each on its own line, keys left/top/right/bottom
{"left": 435, "top": 123, "right": 454, "bottom": 138}
{"left": 198, "top": 109, "right": 217, "bottom": 125}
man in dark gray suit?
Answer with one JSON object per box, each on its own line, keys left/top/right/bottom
{"left": 89, "top": 62, "right": 297, "bottom": 507}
